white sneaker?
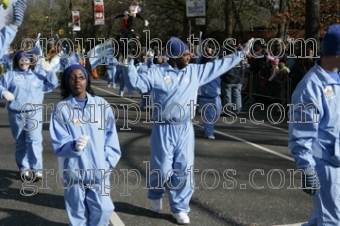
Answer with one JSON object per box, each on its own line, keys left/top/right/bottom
{"left": 172, "top": 212, "right": 190, "bottom": 224}
{"left": 112, "top": 83, "right": 116, "bottom": 89}
{"left": 206, "top": 135, "right": 215, "bottom": 140}
{"left": 20, "top": 170, "right": 30, "bottom": 180}
{"left": 123, "top": 58, "right": 128, "bottom": 65}
{"left": 35, "top": 171, "right": 43, "bottom": 179}
{"left": 149, "top": 198, "right": 162, "bottom": 212}
{"left": 108, "top": 83, "right": 111, "bottom": 87}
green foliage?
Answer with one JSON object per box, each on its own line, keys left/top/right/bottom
{"left": 11, "top": 0, "right": 279, "bottom": 48}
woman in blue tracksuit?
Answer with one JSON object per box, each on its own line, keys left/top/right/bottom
{"left": 125, "top": 36, "right": 253, "bottom": 224}
{"left": 0, "top": 50, "right": 58, "bottom": 179}
{"left": 49, "top": 64, "right": 121, "bottom": 226}
{"left": 288, "top": 24, "right": 340, "bottom": 225}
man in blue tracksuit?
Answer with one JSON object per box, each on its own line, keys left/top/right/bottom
{"left": 0, "top": 0, "right": 26, "bottom": 58}
{"left": 125, "top": 36, "right": 253, "bottom": 224}
{"left": 288, "top": 24, "right": 340, "bottom": 225}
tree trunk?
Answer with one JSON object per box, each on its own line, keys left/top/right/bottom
{"left": 182, "top": 10, "right": 191, "bottom": 42}
{"left": 305, "top": 0, "right": 320, "bottom": 48}
{"left": 276, "top": 0, "right": 289, "bottom": 41}
{"left": 232, "top": 1, "right": 244, "bottom": 42}
{"left": 225, "top": 0, "right": 234, "bottom": 38}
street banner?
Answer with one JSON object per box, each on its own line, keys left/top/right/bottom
{"left": 186, "top": 0, "right": 206, "bottom": 17}
{"left": 72, "top": 11, "right": 81, "bottom": 31}
{"left": 94, "top": 0, "right": 105, "bottom": 25}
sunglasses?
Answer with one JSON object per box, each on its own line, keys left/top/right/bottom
{"left": 69, "top": 76, "right": 86, "bottom": 82}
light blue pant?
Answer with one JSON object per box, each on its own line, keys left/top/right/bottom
{"left": 222, "top": 83, "right": 242, "bottom": 114}
{"left": 8, "top": 109, "right": 43, "bottom": 171}
{"left": 147, "top": 122, "right": 195, "bottom": 214}
{"left": 64, "top": 180, "right": 114, "bottom": 226}
{"left": 303, "top": 157, "right": 340, "bottom": 225}
{"left": 198, "top": 96, "right": 222, "bottom": 137}
{"left": 119, "top": 68, "right": 134, "bottom": 96}
{"left": 107, "top": 67, "right": 117, "bottom": 85}
{"left": 141, "top": 93, "right": 150, "bottom": 108}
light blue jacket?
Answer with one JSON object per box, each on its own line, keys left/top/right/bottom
{"left": 125, "top": 52, "right": 243, "bottom": 123}
{"left": 288, "top": 63, "right": 340, "bottom": 169}
{"left": 60, "top": 52, "right": 81, "bottom": 69}
{"left": 198, "top": 76, "right": 221, "bottom": 98}
{"left": 0, "top": 68, "right": 58, "bottom": 112}
{"left": 49, "top": 93, "right": 121, "bottom": 184}
{"left": 105, "top": 57, "right": 118, "bottom": 69}
{"left": 1, "top": 53, "right": 13, "bottom": 72}
{"left": 0, "top": 25, "right": 17, "bottom": 58}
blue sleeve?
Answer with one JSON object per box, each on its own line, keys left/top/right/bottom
{"left": 0, "top": 25, "right": 17, "bottom": 58}
{"left": 104, "top": 104, "right": 121, "bottom": 168}
{"left": 43, "top": 70, "right": 59, "bottom": 92}
{"left": 49, "top": 109, "right": 83, "bottom": 158}
{"left": 125, "top": 63, "right": 153, "bottom": 94}
{"left": 33, "top": 63, "right": 59, "bottom": 92}
{"left": 196, "top": 51, "right": 243, "bottom": 86}
{"left": 0, "top": 71, "right": 11, "bottom": 97}
{"left": 288, "top": 92, "right": 321, "bottom": 169}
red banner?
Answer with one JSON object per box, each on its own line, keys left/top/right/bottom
{"left": 72, "top": 11, "right": 81, "bottom": 31}
{"left": 94, "top": 0, "right": 105, "bottom": 25}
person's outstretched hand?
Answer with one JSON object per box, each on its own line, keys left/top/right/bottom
{"left": 12, "top": 0, "right": 27, "bottom": 27}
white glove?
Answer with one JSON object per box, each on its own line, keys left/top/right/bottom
{"left": 146, "top": 49, "right": 154, "bottom": 58}
{"left": 144, "top": 20, "right": 149, "bottom": 27}
{"left": 75, "top": 135, "right": 90, "bottom": 152}
{"left": 41, "top": 58, "right": 52, "bottom": 71}
{"left": 3, "top": 91, "right": 15, "bottom": 101}
{"left": 242, "top": 38, "right": 255, "bottom": 56}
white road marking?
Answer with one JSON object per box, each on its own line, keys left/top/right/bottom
{"left": 273, "top": 223, "right": 305, "bottom": 226}
{"left": 109, "top": 212, "right": 125, "bottom": 226}
{"left": 195, "top": 124, "right": 294, "bottom": 162}
{"left": 251, "top": 120, "right": 289, "bottom": 133}
{"left": 92, "top": 86, "right": 139, "bottom": 103}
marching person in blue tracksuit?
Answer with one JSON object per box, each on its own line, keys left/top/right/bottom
{"left": 49, "top": 64, "right": 121, "bottom": 226}
{"left": 105, "top": 56, "right": 119, "bottom": 88}
{"left": 135, "top": 53, "right": 155, "bottom": 109}
{"left": 0, "top": 49, "right": 58, "bottom": 180}
{"left": 124, "top": 36, "right": 253, "bottom": 224}
{"left": 197, "top": 46, "right": 221, "bottom": 140}
{"left": 288, "top": 23, "right": 340, "bottom": 225}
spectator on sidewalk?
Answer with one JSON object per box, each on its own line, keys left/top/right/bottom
{"left": 290, "top": 46, "right": 315, "bottom": 94}
{"left": 220, "top": 45, "right": 245, "bottom": 116}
